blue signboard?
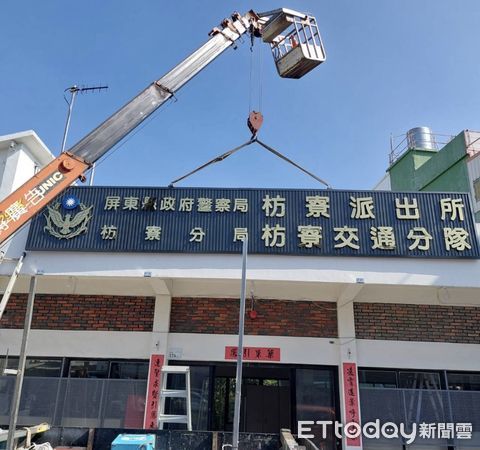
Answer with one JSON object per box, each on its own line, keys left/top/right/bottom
{"left": 26, "top": 186, "right": 480, "bottom": 259}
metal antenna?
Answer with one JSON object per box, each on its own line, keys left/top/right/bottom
{"left": 60, "top": 84, "right": 108, "bottom": 153}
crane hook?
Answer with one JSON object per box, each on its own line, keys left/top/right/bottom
{"left": 247, "top": 111, "right": 263, "bottom": 138}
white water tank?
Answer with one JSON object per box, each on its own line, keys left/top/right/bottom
{"left": 406, "top": 127, "right": 436, "bottom": 150}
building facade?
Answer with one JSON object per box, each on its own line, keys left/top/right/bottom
{"left": 0, "top": 133, "right": 480, "bottom": 450}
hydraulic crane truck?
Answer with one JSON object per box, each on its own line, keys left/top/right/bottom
{"left": 0, "top": 8, "right": 326, "bottom": 247}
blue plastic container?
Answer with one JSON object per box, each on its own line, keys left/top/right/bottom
{"left": 111, "top": 434, "right": 155, "bottom": 450}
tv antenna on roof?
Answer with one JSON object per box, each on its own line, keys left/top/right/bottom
{"left": 60, "top": 84, "right": 108, "bottom": 153}
{"left": 61, "top": 84, "right": 108, "bottom": 186}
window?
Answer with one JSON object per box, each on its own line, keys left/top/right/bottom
{"left": 360, "top": 369, "right": 445, "bottom": 389}
{"left": 213, "top": 377, "right": 228, "bottom": 431}
{"left": 1, "top": 356, "right": 18, "bottom": 374}
{"left": 164, "top": 366, "right": 211, "bottom": 431}
{"left": 2, "top": 357, "right": 149, "bottom": 379}
{"left": 110, "top": 362, "right": 148, "bottom": 380}
{"left": 69, "top": 360, "right": 109, "bottom": 378}
{"left": 296, "top": 369, "right": 335, "bottom": 421}
{"left": 25, "top": 359, "right": 63, "bottom": 377}
{"left": 398, "top": 371, "right": 441, "bottom": 389}
{"left": 359, "top": 370, "right": 397, "bottom": 388}
{"left": 448, "top": 372, "right": 480, "bottom": 391}
{"left": 296, "top": 369, "right": 336, "bottom": 450}
{"left": 0, "top": 357, "right": 62, "bottom": 377}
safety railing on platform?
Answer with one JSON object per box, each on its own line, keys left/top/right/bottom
{"left": 389, "top": 132, "right": 455, "bottom": 165}
{"left": 360, "top": 387, "right": 480, "bottom": 447}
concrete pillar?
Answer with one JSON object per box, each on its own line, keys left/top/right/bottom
{"left": 152, "top": 293, "right": 172, "bottom": 352}
{"left": 337, "top": 284, "right": 364, "bottom": 450}
{"left": 144, "top": 292, "right": 171, "bottom": 429}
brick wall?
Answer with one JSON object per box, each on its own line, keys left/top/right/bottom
{"left": 1, "top": 294, "right": 155, "bottom": 331}
{"left": 354, "top": 302, "right": 480, "bottom": 344}
{"left": 170, "top": 297, "right": 338, "bottom": 337}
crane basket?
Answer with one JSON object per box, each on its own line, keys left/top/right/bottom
{"left": 261, "top": 8, "right": 326, "bottom": 79}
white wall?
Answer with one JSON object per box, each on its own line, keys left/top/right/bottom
{"left": 0, "top": 144, "right": 38, "bottom": 258}
{"left": 14, "top": 250, "right": 480, "bottom": 291}
{"left": 0, "top": 329, "right": 155, "bottom": 359}
{"left": 0, "top": 143, "right": 39, "bottom": 199}
{"left": 2, "top": 327, "right": 479, "bottom": 372}
{"left": 357, "top": 339, "right": 480, "bottom": 371}
{"left": 167, "top": 333, "right": 339, "bottom": 365}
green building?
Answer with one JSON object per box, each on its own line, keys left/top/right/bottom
{"left": 376, "top": 127, "right": 480, "bottom": 221}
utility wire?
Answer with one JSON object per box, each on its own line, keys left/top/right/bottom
{"left": 248, "top": 42, "right": 254, "bottom": 114}
{"left": 258, "top": 42, "right": 264, "bottom": 112}
{"left": 248, "top": 36, "right": 264, "bottom": 114}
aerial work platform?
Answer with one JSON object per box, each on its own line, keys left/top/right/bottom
{"left": 261, "top": 8, "right": 326, "bottom": 78}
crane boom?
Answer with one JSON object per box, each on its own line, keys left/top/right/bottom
{"left": 69, "top": 12, "right": 258, "bottom": 164}
{"left": 0, "top": 8, "right": 326, "bottom": 247}
{"left": 0, "top": 11, "right": 258, "bottom": 246}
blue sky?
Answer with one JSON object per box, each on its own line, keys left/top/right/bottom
{"left": 1, "top": 1, "right": 480, "bottom": 190}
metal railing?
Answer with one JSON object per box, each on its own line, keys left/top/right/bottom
{"left": 360, "top": 387, "right": 480, "bottom": 447}
{"left": 389, "top": 132, "right": 455, "bottom": 165}
{"left": 0, "top": 376, "right": 147, "bottom": 429}
{"left": 271, "top": 15, "right": 324, "bottom": 62}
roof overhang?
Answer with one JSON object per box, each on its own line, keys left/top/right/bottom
{"left": 0, "top": 129, "right": 54, "bottom": 166}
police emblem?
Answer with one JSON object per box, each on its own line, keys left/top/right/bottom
{"left": 44, "top": 196, "right": 93, "bottom": 240}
